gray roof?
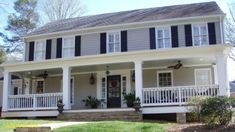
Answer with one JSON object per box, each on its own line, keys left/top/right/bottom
{"left": 26, "top": 2, "right": 224, "bottom": 37}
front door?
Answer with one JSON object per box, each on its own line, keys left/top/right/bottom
{"left": 107, "top": 75, "right": 121, "bottom": 108}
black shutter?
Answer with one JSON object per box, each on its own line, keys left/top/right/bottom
{"left": 208, "top": 22, "right": 216, "bottom": 45}
{"left": 28, "top": 41, "right": 34, "bottom": 61}
{"left": 75, "top": 36, "right": 81, "bottom": 56}
{"left": 46, "top": 39, "right": 52, "bottom": 59}
{"left": 149, "top": 28, "right": 156, "bottom": 49}
{"left": 56, "top": 38, "right": 62, "bottom": 58}
{"left": 100, "top": 33, "right": 106, "bottom": 54}
{"left": 121, "top": 31, "right": 127, "bottom": 52}
{"left": 185, "top": 24, "right": 192, "bottom": 47}
{"left": 171, "top": 26, "right": 179, "bottom": 48}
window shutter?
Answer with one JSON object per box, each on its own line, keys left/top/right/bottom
{"left": 100, "top": 33, "right": 106, "bottom": 54}
{"left": 185, "top": 24, "right": 192, "bottom": 47}
{"left": 28, "top": 41, "right": 34, "bottom": 61}
{"left": 56, "top": 38, "right": 62, "bottom": 58}
{"left": 171, "top": 26, "right": 179, "bottom": 48}
{"left": 121, "top": 31, "right": 127, "bottom": 52}
{"left": 149, "top": 28, "right": 156, "bottom": 49}
{"left": 208, "top": 22, "right": 216, "bottom": 45}
{"left": 75, "top": 36, "right": 81, "bottom": 56}
{"left": 46, "top": 39, "right": 52, "bottom": 59}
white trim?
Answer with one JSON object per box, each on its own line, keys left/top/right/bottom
{"left": 156, "top": 70, "right": 173, "bottom": 87}
{"left": 142, "top": 106, "right": 191, "bottom": 114}
{"left": 2, "top": 111, "right": 59, "bottom": 118}
{"left": 23, "top": 14, "right": 224, "bottom": 39}
{"left": 106, "top": 31, "right": 121, "bottom": 53}
{"left": 155, "top": 26, "right": 172, "bottom": 49}
{"left": 192, "top": 23, "right": 209, "bottom": 46}
{"left": 194, "top": 68, "right": 212, "bottom": 85}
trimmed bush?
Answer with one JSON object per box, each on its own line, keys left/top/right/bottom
{"left": 200, "top": 96, "right": 234, "bottom": 128}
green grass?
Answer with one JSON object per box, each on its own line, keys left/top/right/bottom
{"left": 0, "top": 119, "right": 60, "bottom": 132}
{"left": 53, "top": 121, "right": 171, "bottom": 132}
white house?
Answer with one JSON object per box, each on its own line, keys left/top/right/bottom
{"left": 0, "top": 2, "right": 233, "bottom": 121}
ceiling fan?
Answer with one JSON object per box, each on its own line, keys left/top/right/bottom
{"left": 36, "top": 71, "right": 48, "bottom": 79}
{"left": 167, "top": 60, "right": 183, "bottom": 70}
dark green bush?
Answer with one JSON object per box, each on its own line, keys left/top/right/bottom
{"left": 200, "top": 96, "right": 234, "bottom": 128}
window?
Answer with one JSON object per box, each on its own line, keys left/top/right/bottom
{"left": 107, "top": 32, "right": 120, "bottom": 53}
{"left": 195, "top": 69, "right": 212, "bottom": 85}
{"left": 192, "top": 24, "right": 208, "bottom": 46}
{"left": 33, "top": 79, "right": 45, "bottom": 94}
{"left": 156, "top": 27, "right": 171, "bottom": 49}
{"left": 157, "top": 71, "right": 173, "bottom": 87}
{"left": 34, "top": 40, "right": 46, "bottom": 61}
{"left": 63, "top": 37, "right": 75, "bottom": 58}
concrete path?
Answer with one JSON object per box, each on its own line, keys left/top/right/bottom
{"left": 39, "top": 121, "right": 89, "bottom": 130}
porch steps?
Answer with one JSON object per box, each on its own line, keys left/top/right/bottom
{"left": 57, "top": 109, "right": 142, "bottom": 121}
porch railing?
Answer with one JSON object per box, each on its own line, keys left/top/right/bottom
{"left": 142, "top": 85, "right": 219, "bottom": 106}
{"left": 8, "top": 93, "right": 63, "bottom": 111}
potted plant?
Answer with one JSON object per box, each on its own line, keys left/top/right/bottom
{"left": 82, "top": 96, "right": 101, "bottom": 108}
{"left": 57, "top": 99, "right": 64, "bottom": 114}
{"left": 133, "top": 97, "right": 141, "bottom": 112}
{"left": 123, "top": 93, "right": 135, "bottom": 107}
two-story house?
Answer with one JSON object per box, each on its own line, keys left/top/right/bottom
{"left": 0, "top": 2, "right": 232, "bottom": 121}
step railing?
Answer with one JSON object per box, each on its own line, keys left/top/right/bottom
{"left": 142, "top": 85, "right": 219, "bottom": 106}
{"left": 8, "top": 93, "right": 63, "bottom": 111}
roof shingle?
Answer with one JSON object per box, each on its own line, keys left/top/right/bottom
{"left": 26, "top": 2, "right": 224, "bottom": 37}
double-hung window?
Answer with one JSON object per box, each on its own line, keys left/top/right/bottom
{"left": 63, "top": 37, "right": 75, "bottom": 58}
{"left": 157, "top": 71, "right": 173, "bottom": 87}
{"left": 156, "top": 27, "right": 171, "bottom": 49}
{"left": 192, "top": 24, "right": 208, "bottom": 46}
{"left": 34, "top": 40, "right": 46, "bottom": 61}
{"left": 195, "top": 69, "right": 212, "bottom": 85}
{"left": 107, "top": 32, "right": 120, "bottom": 53}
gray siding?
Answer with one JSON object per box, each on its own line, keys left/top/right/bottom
{"left": 127, "top": 28, "right": 149, "bottom": 51}
{"left": 25, "top": 42, "right": 29, "bottom": 61}
{"left": 81, "top": 33, "right": 100, "bottom": 56}
{"left": 45, "top": 76, "right": 61, "bottom": 93}
{"left": 215, "top": 21, "right": 222, "bottom": 44}
{"left": 140, "top": 66, "right": 215, "bottom": 88}
{"left": 72, "top": 74, "right": 97, "bottom": 109}
{"left": 178, "top": 25, "right": 186, "bottom": 47}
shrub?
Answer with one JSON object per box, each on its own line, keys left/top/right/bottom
{"left": 82, "top": 96, "right": 101, "bottom": 108}
{"left": 200, "top": 96, "right": 234, "bottom": 128}
{"left": 123, "top": 93, "right": 135, "bottom": 107}
{"left": 187, "top": 96, "right": 208, "bottom": 122}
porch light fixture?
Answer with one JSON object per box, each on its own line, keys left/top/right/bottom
{"left": 106, "top": 66, "right": 110, "bottom": 75}
{"left": 89, "top": 73, "right": 95, "bottom": 85}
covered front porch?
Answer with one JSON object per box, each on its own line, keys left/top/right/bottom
{"left": 1, "top": 45, "right": 230, "bottom": 117}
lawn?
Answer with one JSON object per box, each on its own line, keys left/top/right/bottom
{"left": 0, "top": 119, "right": 60, "bottom": 132}
{"left": 52, "top": 121, "right": 171, "bottom": 132}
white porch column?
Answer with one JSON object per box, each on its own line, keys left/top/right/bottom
{"left": 216, "top": 53, "right": 229, "bottom": 96}
{"left": 2, "top": 71, "right": 11, "bottom": 112}
{"left": 134, "top": 61, "right": 143, "bottom": 103}
{"left": 62, "top": 66, "right": 71, "bottom": 110}
{"left": 212, "top": 64, "right": 218, "bottom": 85}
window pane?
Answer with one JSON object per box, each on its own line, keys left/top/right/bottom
{"left": 194, "top": 37, "right": 200, "bottom": 46}
{"left": 164, "top": 38, "right": 171, "bottom": 48}
{"left": 63, "top": 48, "right": 74, "bottom": 58}
{"left": 200, "top": 26, "right": 207, "bottom": 35}
{"left": 114, "top": 43, "right": 120, "bottom": 52}
{"left": 157, "top": 30, "right": 163, "bottom": 38}
{"left": 109, "top": 43, "right": 114, "bottom": 52}
{"left": 157, "top": 39, "right": 164, "bottom": 48}
{"left": 201, "top": 36, "right": 208, "bottom": 45}
{"left": 193, "top": 26, "right": 199, "bottom": 36}
{"left": 109, "top": 35, "right": 114, "bottom": 43}
{"left": 158, "top": 72, "right": 172, "bottom": 87}
{"left": 164, "top": 29, "right": 170, "bottom": 38}
{"left": 115, "top": 33, "right": 120, "bottom": 42}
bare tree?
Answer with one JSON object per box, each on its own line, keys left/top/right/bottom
{"left": 42, "top": 0, "right": 86, "bottom": 22}
{"left": 225, "top": 3, "right": 235, "bottom": 44}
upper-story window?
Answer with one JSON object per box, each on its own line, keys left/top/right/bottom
{"left": 107, "top": 32, "right": 121, "bottom": 53}
{"left": 156, "top": 27, "right": 171, "bottom": 49}
{"left": 63, "top": 37, "right": 75, "bottom": 58}
{"left": 192, "top": 24, "right": 208, "bottom": 46}
{"left": 34, "top": 40, "right": 46, "bottom": 61}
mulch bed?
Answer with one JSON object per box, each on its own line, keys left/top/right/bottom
{"left": 167, "top": 123, "right": 235, "bottom": 132}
